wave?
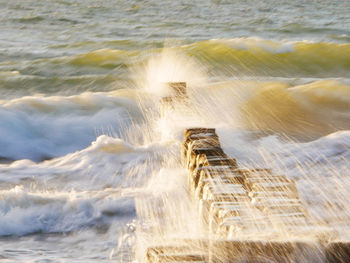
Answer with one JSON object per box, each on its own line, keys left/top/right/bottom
{"left": 0, "top": 134, "right": 159, "bottom": 236}
{"left": 238, "top": 79, "right": 350, "bottom": 137}
{"left": 187, "top": 77, "right": 350, "bottom": 138}
{"left": 54, "top": 38, "right": 350, "bottom": 77}
{"left": 0, "top": 91, "right": 141, "bottom": 162}
{"left": 0, "top": 186, "right": 135, "bottom": 236}
{"left": 69, "top": 48, "right": 137, "bottom": 69}
{"left": 184, "top": 39, "right": 350, "bottom": 77}
{"left": 0, "top": 134, "right": 154, "bottom": 191}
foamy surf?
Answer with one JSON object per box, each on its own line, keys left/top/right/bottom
{"left": 0, "top": 132, "right": 167, "bottom": 238}
{"left": 0, "top": 91, "right": 141, "bottom": 162}
{"left": 0, "top": 186, "right": 134, "bottom": 236}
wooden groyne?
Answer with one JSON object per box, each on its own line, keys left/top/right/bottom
{"left": 144, "top": 82, "right": 350, "bottom": 263}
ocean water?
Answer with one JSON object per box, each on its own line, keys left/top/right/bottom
{"left": 1, "top": 0, "right": 350, "bottom": 262}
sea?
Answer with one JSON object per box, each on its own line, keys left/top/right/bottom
{"left": 1, "top": 0, "right": 350, "bottom": 262}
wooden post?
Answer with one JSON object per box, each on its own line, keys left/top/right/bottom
{"left": 168, "top": 82, "right": 187, "bottom": 97}
{"left": 159, "top": 82, "right": 188, "bottom": 117}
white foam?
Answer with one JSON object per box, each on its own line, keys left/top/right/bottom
{"left": 0, "top": 186, "right": 135, "bottom": 236}
{"left": 0, "top": 133, "right": 162, "bottom": 236}
{"left": 0, "top": 91, "right": 141, "bottom": 161}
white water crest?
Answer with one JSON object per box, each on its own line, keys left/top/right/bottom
{"left": 0, "top": 91, "right": 141, "bottom": 161}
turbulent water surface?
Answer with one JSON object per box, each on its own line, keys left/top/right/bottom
{"left": 1, "top": 0, "right": 350, "bottom": 262}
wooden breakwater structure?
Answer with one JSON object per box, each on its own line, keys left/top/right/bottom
{"left": 144, "top": 82, "right": 350, "bottom": 263}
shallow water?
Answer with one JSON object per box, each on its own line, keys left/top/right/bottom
{"left": 1, "top": 0, "right": 350, "bottom": 262}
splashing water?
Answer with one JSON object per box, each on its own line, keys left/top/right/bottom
{"left": 112, "top": 47, "right": 350, "bottom": 262}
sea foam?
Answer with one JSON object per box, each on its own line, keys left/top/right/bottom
{"left": 0, "top": 91, "right": 140, "bottom": 162}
